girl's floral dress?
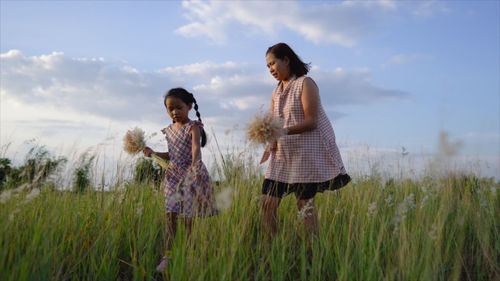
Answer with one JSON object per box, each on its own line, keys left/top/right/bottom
{"left": 161, "top": 120, "right": 217, "bottom": 218}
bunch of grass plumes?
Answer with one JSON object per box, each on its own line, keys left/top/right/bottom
{"left": 123, "top": 127, "right": 146, "bottom": 155}
{"left": 123, "top": 127, "right": 168, "bottom": 169}
{"left": 246, "top": 111, "right": 285, "bottom": 145}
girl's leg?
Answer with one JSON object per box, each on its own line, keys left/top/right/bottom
{"left": 157, "top": 212, "right": 178, "bottom": 272}
{"left": 296, "top": 198, "right": 319, "bottom": 237}
{"left": 261, "top": 195, "right": 281, "bottom": 240}
{"left": 184, "top": 218, "right": 194, "bottom": 259}
{"left": 165, "top": 212, "right": 178, "bottom": 252}
{"left": 184, "top": 218, "right": 193, "bottom": 238}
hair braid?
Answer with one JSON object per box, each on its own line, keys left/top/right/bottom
{"left": 189, "top": 93, "right": 207, "bottom": 147}
{"left": 191, "top": 96, "right": 202, "bottom": 123}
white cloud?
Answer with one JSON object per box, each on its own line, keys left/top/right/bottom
{"left": 174, "top": 1, "right": 453, "bottom": 45}
{"left": 412, "top": 1, "right": 450, "bottom": 18}
{"left": 381, "top": 53, "right": 428, "bottom": 68}
{"left": 188, "top": 65, "right": 408, "bottom": 112}
{"left": 377, "top": 0, "right": 397, "bottom": 10}
{"left": 464, "top": 132, "right": 500, "bottom": 143}
{"left": 159, "top": 61, "right": 242, "bottom": 80}
{"left": 309, "top": 66, "right": 409, "bottom": 105}
{"left": 175, "top": 0, "right": 232, "bottom": 43}
{"left": 1, "top": 50, "right": 408, "bottom": 157}
{"left": 1, "top": 50, "right": 407, "bottom": 121}
{"left": 193, "top": 73, "right": 274, "bottom": 97}
{"left": 225, "top": 96, "right": 265, "bottom": 111}
{"left": 175, "top": 0, "right": 397, "bottom": 46}
{"left": 0, "top": 95, "right": 118, "bottom": 150}
{"left": 1, "top": 50, "right": 167, "bottom": 122}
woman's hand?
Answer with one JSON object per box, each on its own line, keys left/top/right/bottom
{"left": 143, "top": 146, "right": 154, "bottom": 157}
{"left": 260, "top": 141, "right": 277, "bottom": 164}
{"left": 270, "top": 141, "right": 277, "bottom": 151}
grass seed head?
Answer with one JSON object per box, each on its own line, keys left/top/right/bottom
{"left": 123, "top": 127, "right": 146, "bottom": 155}
{"left": 246, "top": 111, "right": 285, "bottom": 145}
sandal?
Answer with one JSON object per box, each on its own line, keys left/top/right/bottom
{"left": 156, "top": 255, "right": 171, "bottom": 272}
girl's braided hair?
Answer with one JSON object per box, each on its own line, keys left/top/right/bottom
{"left": 164, "top": 88, "right": 207, "bottom": 147}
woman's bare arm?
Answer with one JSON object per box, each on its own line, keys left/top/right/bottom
{"left": 270, "top": 91, "right": 275, "bottom": 114}
{"left": 285, "top": 77, "right": 319, "bottom": 135}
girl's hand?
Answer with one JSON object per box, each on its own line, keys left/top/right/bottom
{"left": 189, "top": 164, "right": 199, "bottom": 183}
{"left": 143, "top": 146, "right": 154, "bottom": 157}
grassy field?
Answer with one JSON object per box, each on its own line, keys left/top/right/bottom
{"left": 1, "top": 155, "right": 499, "bottom": 280}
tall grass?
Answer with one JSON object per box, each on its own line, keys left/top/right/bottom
{"left": 0, "top": 149, "right": 499, "bottom": 280}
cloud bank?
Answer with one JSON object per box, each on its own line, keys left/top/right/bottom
{"left": 176, "top": 0, "right": 396, "bottom": 46}
{"left": 1, "top": 50, "right": 167, "bottom": 122}
{"left": 1, "top": 50, "right": 407, "bottom": 134}
{"left": 175, "top": 0, "right": 449, "bottom": 46}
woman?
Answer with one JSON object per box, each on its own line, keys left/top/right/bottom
{"left": 261, "top": 42, "right": 351, "bottom": 240}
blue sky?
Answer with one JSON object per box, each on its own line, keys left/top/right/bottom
{"left": 1, "top": 0, "right": 499, "bottom": 179}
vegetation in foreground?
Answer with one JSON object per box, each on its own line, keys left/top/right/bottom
{"left": 0, "top": 145, "right": 499, "bottom": 281}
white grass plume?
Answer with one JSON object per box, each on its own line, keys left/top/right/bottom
{"left": 245, "top": 111, "right": 285, "bottom": 145}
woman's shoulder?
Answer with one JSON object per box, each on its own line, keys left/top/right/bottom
{"left": 289, "top": 75, "right": 313, "bottom": 89}
{"left": 297, "top": 75, "right": 315, "bottom": 84}
{"left": 300, "top": 76, "right": 318, "bottom": 90}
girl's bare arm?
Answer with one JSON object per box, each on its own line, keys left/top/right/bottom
{"left": 143, "top": 146, "right": 170, "bottom": 160}
{"left": 190, "top": 125, "right": 202, "bottom": 166}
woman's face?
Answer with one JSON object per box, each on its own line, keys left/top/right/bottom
{"left": 165, "top": 96, "right": 191, "bottom": 124}
{"left": 266, "top": 52, "right": 290, "bottom": 81}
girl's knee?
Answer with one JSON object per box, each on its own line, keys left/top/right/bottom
{"left": 166, "top": 212, "right": 178, "bottom": 222}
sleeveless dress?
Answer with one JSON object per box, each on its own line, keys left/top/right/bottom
{"left": 266, "top": 76, "right": 348, "bottom": 188}
{"left": 161, "top": 120, "right": 217, "bottom": 218}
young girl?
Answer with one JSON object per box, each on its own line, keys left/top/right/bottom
{"left": 143, "top": 87, "right": 217, "bottom": 272}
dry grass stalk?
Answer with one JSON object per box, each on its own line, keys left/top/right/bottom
{"left": 246, "top": 112, "right": 285, "bottom": 145}
{"left": 123, "top": 127, "right": 168, "bottom": 169}
{"left": 123, "top": 127, "right": 146, "bottom": 155}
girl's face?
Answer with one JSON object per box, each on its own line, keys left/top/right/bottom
{"left": 266, "top": 52, "right": 290, "bottom": 81}
{"left": 165, "top": 96, "right": 192, "bottom": 124}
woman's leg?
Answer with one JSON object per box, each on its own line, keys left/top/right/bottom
{"left": 261, "top": 194, "right": 281, "bottom": 240}
{"left": 296, "top": 198, "right": 319, "bottom": 237}
{"left": 297, "top": 198, "right": 318, "bottom": 263}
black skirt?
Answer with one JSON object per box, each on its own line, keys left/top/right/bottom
{"left": 262, "top": 173, "right": 352, "bottom": 200}
{"left": 317, "top": 173, "right": 352, "bottom": 193}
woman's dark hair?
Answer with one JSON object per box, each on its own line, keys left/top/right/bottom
{"left": 164, "top": 87, "right": 207, "bottom": 147}
{"left": 266, "top": 42, "right": 310, "bottom": 77}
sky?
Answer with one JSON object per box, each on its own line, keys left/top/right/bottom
{"left": 1, "top": 0, "right": 499, "bottom": 180}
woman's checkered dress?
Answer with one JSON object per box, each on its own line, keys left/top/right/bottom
{"left": 161, "top": 120, "right": 217, "bottom": 218}
{"left": 266, "top": 76, "right": 347, "bottom": 184}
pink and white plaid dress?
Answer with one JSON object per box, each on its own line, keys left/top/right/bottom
{"left": 266, "top": 76, "right": 347, "bottom": 183}
{"left": 161, "top": 120, "right": 217, "bottom": 218}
